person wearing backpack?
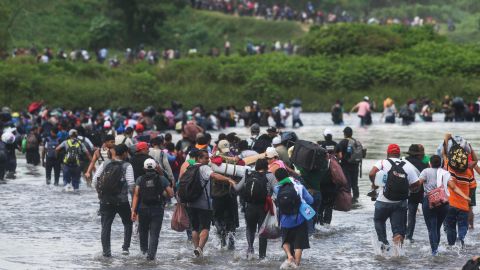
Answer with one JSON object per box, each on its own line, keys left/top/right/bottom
{"left": 93, "top": 144, "right": 134, "bottom": 257}
{"left": 335, "top": 127, "right": 364, "bottom": 203}
{"left": 179, "top": 149, "right": 236, "bottom": 257}
{"left": 41, "top": 128, "right": 61, "bottom": 185}
{"left": 55, "top": 129, "right": 92, "bottom": 192}
{"left": 25, "top": 128, "right": 41, "bottom": 166}
{"left": 418, "top": 155, "right": 470, "bottom": 255}
{"left": 442, "top": 133, "right": 478, "bottom": 248}
{"left": 149, "top": 136, "right": 175, "bottom": 186}
{"left": 131, "top": 158, "right": 174, "bottom": 260}
{"left": 85, "top": 135, "right": 115, "bottom": 181}
{"left": 274, "top": 168, "right": 313, "bottom": 268}
{"left": 368, "top": 144, "right": 421, "bottom": 250}
{"left": 232, "top": 159, "right": 277, "bottom": 259}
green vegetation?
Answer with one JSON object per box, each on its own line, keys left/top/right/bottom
{"left": 1, "top": 1, "right": 480, "bottom": 112}
{"left": 2, "top": 25, "right": 480, "bottom": 111}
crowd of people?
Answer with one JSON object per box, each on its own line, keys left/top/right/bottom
{"left": 331, "top": 95, "right": 480, "bottom": 126}
{"left": 1, "top": 100, "right": 479, "bottom": 269}
{"left": 191, "top": 0, "right": 446, "bottom": 29}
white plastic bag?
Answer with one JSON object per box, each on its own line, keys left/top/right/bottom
{"left": 259, "top": 206, "right": 281, "bottom": 239}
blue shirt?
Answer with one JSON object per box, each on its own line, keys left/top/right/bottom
{"left": 274, "top": 182, "right": 314, "bottom": 229}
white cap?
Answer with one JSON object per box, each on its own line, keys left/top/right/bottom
{"left": 323, "top": 128, "right": 333, "bottom": 137}
{"left": 144, "top": 158, "right": 156, "bottom": 170}
{"left": 364, "top": 96, "right": 370, "bottom": 101}
{"left": 1, "top": 132, "right": 15, "bottom": 144}
{"left": 217, "top": 140, "right": 230, "bottom": 153}
{"left": 272, "top": 136, "right": 281, "bottom": 145}
{"left": 103, "top": 121, "right": 111, "bottom": 128}
{"left": 68, "top": 129, "right": 78, "bottom": 136}
{"left": 265, "top": 147, "right": 279, "bottom": 158}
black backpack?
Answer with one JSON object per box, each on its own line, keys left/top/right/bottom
{"left": 291, "top": 140, "right": 327, "bottom": 171}
{"left": 46, "top": 137, "right": 60, "bottom": 159}
{"left": 178, "top": 165, "right": 205, "bottom": 203}
{"left": 96, "top": 161, "right": 126, "bottom": 202}
{"left": 383, "top": 159, "right": 409, "bottom": 201}
{"left": 277, "top": 183, "right": 301, "bottom": 215}
{"left": 448, "top": 138, "right": 468, "bottom": 172}
{"left": 139, "top": 172, "right": 165, "bottom": 205}
{"left": 243, "top": 171, "right": 268, "bottom": 204}
{"left": 347, "top": 138, "right": 364, "bottom": 164}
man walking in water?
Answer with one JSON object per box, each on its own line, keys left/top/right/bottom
{"left": 350, "top": 96, "right": 371, "bottom": 127}
{"left": 369, "top": 144, "right": 420, "bottom": 252}
{"left": 336, "top": 127, "right": 363, "bottom": 203}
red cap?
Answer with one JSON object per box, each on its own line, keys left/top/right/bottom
{"left": 387, "top": 144, "right": 400, "bottom": 155}
{"left": 136, "top": 142, "right": 148, "bottom": 152}
{"left": 135, "top": 123, "right": 144, "bottom": 132}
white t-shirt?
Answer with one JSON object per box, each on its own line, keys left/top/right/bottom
{"left": 374, "top": 158, "right": 420, "bottom": 203}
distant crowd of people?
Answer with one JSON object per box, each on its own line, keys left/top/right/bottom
{"left": 331, "top": 96, "right": 480, "bottom": 126}
{"left": 191, "top": 0, "right": 448, "bottom": 30}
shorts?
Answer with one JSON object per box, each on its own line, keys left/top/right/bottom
{"left": 187, "top": 207, "right": 213, "bottom": 232}
{"left": 281, "top": 221, "right": 310, "bottom": 250}
{"left": 470, "top": 187, "right": 476, "bottom": 207}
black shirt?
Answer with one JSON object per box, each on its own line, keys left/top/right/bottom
{"left": 335, "top": 138, "right": 352, "bottom": 165}
{"left": 130, "top": 153, "right": 154, "bottom": 180}
{"left": 318, "top": 140, "right": 337, "bottom": 154}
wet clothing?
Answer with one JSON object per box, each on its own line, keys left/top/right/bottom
{"left": 336, "top": 138, "right": 361, "bottom": 199}
{"left": 135, "top": 173, "right": 170, "bottom": 260}
{"left": 422, "top": 196, "right": 448, "bottom": 253}
{"left": 404, "top": 156, "right": 427, "bottom": 240}
{"left": 100, "top": 202, "right": 132, "bottom": 256}
{"left": 374, "top": 200, "right": 407, "bottom": 245}
{"left": 187, "top": 207, "right": 213, "bottom": 232}
{"left": 281, "top": 219, "right": 310, "bottom": 250}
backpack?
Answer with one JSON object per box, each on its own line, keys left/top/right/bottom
{"left": 178, "top": 165, "right": 205, "bottom": 203}
{"left": 347, "top": 138, "right": 364, "bottom": 164}
{"left": 243, "top": 171, "right": 268, "bottom": 204}
{"left": 448, "top": 138, "right": 468, "bottom": 172}
{"left": 291, "top": 140, "right": 327, "bottom": 171}
{"left": 64, "top": 139, "right": 82, "bottom": 165}
{"left": 139, "top": 173, "right": 165, "bottom": 205}
{"left": 26, "top": 134, "right": 38, "bottom": 150}
{"left": 96, "top": 161, "right": 126, "bottom": 202}
{"left": 383, "top": 159, "right": 409, "bottom": 201}
{"left": 46, "top": 137, "right": 60, "bottom": 159}
{"left": 277, "top": 183, "right": 301, "bottom": 215}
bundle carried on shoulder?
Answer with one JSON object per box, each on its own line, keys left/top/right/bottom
{"left": 328, "top": 154, "right": 347, "bottom": 186}
{"left": 290, "top": 140, "right": 327, "bottom": 171}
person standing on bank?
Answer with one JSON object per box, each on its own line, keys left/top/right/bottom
{"left": 93, "top": 144, "right": 134, "bottom": 257}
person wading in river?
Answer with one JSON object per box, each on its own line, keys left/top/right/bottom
{"left": 369, "top": 144, "right": 420, "bottom": 252}
{"left": 131, "top": 158, "right": 174, "bottom": 260}
{"left": 93, "top": 144, "right": 134, "bottom": 257}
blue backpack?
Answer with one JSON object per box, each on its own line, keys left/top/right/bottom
{"left": 46, "top": 137, "right": 60, "bottom": 159}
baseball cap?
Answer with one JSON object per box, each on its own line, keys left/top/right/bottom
{"left": 103, "top": 121, "right": 111, "bottom": 129}
{"left": 136, "top": 141, "right": 149, "bottom": 152}
{"left": 272, "top": 136, "right": 281, "bottom": 145}
{"left": 135, "top": 123, "right": 144, "bottom": 132}
{"left": 217, "top": 140, "right": 230, "bottom": 153}
{"left": 323, "top": 128, "right": 333, "bottom": 137}
{"left": 144, "top": 158, "right": 156, "bottom": 170}
{"left": 387, "top": 144, "right": 400, "bottom": 155}
{"left": 265, "top": 147, "right": 279, "bottom": 158}
{"left": 68, "top": 129, "right": 78, "bottom": 136}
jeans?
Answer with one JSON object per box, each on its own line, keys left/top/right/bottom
{"left": 422, "top": 196, "right": 448, "bottom": 253}
{"left": 138, "top": 206, "right": 165, "bottom": 260}
{"left": 444, "top": 206, "right": 469, "bottom": 245}
{"left": 45, "top": 158, "right": 61, "bottom": 185}
{"left": 63, "top": 165, "right": 81, "bottom": 189}
{"left": 292, "top": 118, "right": 303, "bottom": 128}
{"left": 342, "top": 163, "right": 359, "bottom": 200}
{"left": 374, "top": 200, "right": 407, "bottom": 245}
{"left": 245, "top": 203, "right": 268, "bottom": 258}
{"left": 406, "top": 201, "right": 419, "bottom": 240}
{"left": 100, "top": 202, "right": 133, "bottom": 256}
{"left": 307, "top": 191, "right": 322, "bottom": 234}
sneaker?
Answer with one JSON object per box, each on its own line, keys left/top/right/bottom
{"left": 194, "top": 247, "right": 203, "bottom": 258}
{"left": 122, "top": 249, "right": 129, "bottom": 255}
{"left": 381, "top": 243, "right": 391, "bottom": 253}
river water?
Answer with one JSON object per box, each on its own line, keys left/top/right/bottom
{"left": 0, "top": 113, "right": 479, "bottom": 270}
